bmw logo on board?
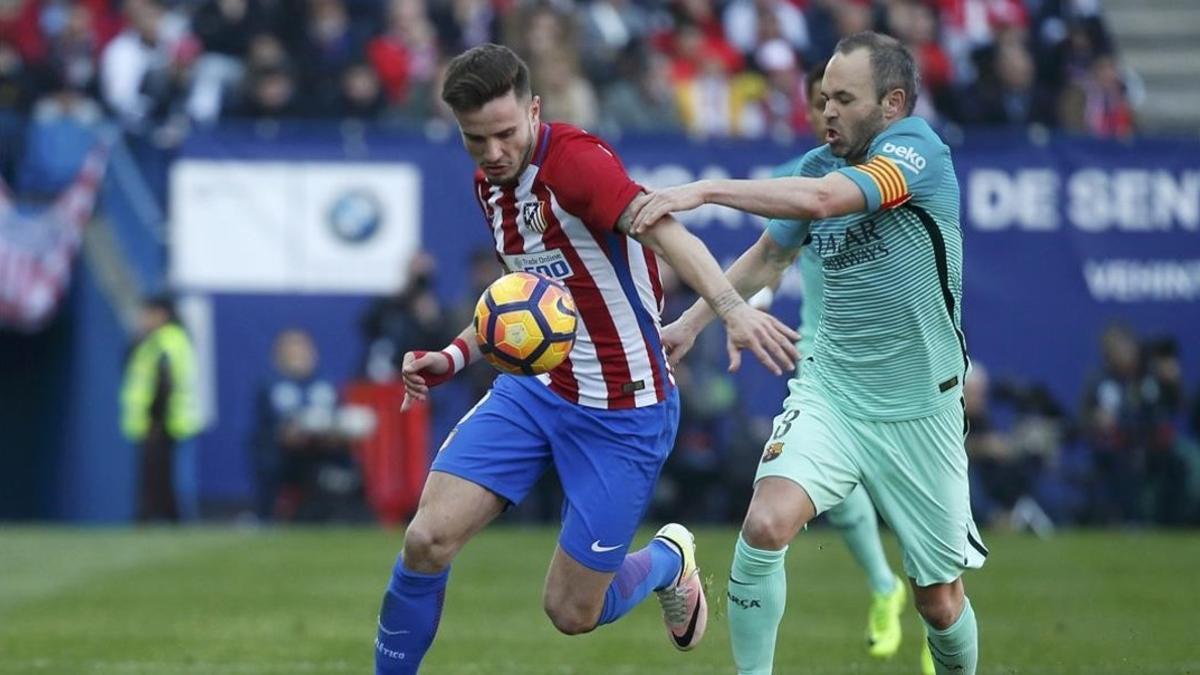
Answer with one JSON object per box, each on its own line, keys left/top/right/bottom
{"left": 328, "top": 190, "right": 385, "bottom": 244}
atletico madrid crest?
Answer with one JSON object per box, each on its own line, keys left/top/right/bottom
{"left": 522, "top": 200, "right": 549, "bottom": 233}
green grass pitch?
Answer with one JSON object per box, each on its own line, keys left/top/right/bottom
{"left": 2, "top": 526, "right": 1197, "bottom": 674}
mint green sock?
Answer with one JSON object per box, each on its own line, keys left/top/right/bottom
{"left": 924, "top": 596, "right": 979, "bottom": 675}
{"left": 825, "top": 488, "right": 895, "bottom": 595}
{"left": 728, "top": 534, "right": 788, "bottom": 675}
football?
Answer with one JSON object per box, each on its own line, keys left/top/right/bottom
{"left": 474, "top": 271, "right": 577, "bottom": 375}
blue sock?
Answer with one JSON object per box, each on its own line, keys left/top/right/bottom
{"left": 374, "top": 557, "right": 449, "bottom": 675}
{"left": 597, "top": 539, "right": 682, "bottom": 626}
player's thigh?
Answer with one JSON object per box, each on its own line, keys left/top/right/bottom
{"left": 754, "top": 381, "right": 862, "bottom": 518}
{"left": 551, "top": 388, "right": 681, "bottom": 573}
{"left": 860, "top": 404, "right": 988, "bottom": 587}
{"left": 430, "top": 375, "right": 555, "bottom": 508}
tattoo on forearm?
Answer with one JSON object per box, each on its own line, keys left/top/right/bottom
{"left": 712, "top": 288, "right": 743, "bottom": 318}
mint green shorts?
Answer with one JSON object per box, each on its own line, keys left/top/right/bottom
{"left": 757, "top": 375, "right": 987, "bottom": 586}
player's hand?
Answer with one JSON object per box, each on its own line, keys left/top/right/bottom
{"left": 400, "top": 350, "right": 453, "bottom": 411}
{"left": 720, "top": 303, "right": 801, "bottom": 375}
{"left": 660, "top": 319, "right": 700, "bottom": 367}
{"left": 631, "top": 182, "right": 708, "bottom": 234}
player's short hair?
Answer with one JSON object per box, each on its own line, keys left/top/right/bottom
{"left": 834, "top": 31, "right": 919, "bottom": 115}
{"left": 805, "top": 60, "right": 828, "bottom": 99}
{"left": 441, "top": 43, "right": 531, "bottom": 113}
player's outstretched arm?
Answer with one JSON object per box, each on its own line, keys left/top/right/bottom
{"left": 631, "top": 172, "right": 865, "bottom": 233}
{"left": 400, "top": 324, "right": 481, "bottom": 410}
{"left": 619, "top": 196, "right": 800, "bottom": 375}
{"left": 663, "top": 232, "right": 801, "bottom": 365}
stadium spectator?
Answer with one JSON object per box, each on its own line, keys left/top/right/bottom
{"left": 1138, "top": 338, "right": 1189, "bottom": 525}
{"left": 233, "top": 62, "right": 301, "bottom": 119}
{"left": 366, "top": 0, "right": 441, "bottom": 113}
{"left": 0, "top": 44, "right": 31, "bottom": 184}
{"left": 966, "top": 38, "right": 1057, "bottom": 127}
{"left": 429, "top": 0, "right": 500, "bottom": 56}
{"left": 1081, "top": 323, "right": 1144, "bottom": 524}
{"left": 361, "top": 251, "right": 453, "bottom": 383}
{"left": 99, "top": 0, "right": 195, "bottom": 131}
{"left": 753, "top": 39, "right": 807, "bottom": 139}
{"left": 336, "top": 61, "right": 385, "bottom": 119}
{"left": 254, "top": 328, "right": 367, "bottom": 522}
{"left": 120, "top": 295, "right": 203, "bottom": 523}
{"left": 1063, "top": 54, "right": 1134, "bottom": 138}
{"left": 188, "top": 0, "right": 265, "bottom": 123}
{"left": 601, "top": 48, "right": 684, "bottom": 135}
{"left": 673, "top": 32, "right": 765, "bottom": 137}
{"left": 577, "top": 0, "right": 654, "bottom": 86}
{"left": 295, "top": 0, "right": 370, "bottom": 116}
{"left": 722, "top": 0, "right": 810, "bottom": 59}
{"left": 531, "top": 49, "right": 598, "bottom": 129}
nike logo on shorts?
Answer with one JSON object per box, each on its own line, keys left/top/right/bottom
{"left": 590, "top": 540, "right": 623, "bottom": 553}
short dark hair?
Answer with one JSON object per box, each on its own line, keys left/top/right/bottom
{"left": 834, "top": 31, "right": 919, "bottom": 115}
{"left": 143, "top": 293, "right": 178, "bottom": 323}
{"left": 805, "top": 60, "right": 827, "bottom": 98}
{"left": 441, "top": 43, "right": 531, "bottom": 113}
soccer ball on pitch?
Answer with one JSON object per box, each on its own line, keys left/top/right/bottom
{"left": 474, "top": 272, "right": 577, "bottom": 375}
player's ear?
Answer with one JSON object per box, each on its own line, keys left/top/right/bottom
{"left": 529, "top": 95, "right": 542, "bottom": 125}
{"left": 882, "top": 88, "right": 904, "bottom": 118}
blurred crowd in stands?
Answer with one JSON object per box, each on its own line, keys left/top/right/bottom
{"left": 0, "top": 0, "right": 1136, "bottom": 160}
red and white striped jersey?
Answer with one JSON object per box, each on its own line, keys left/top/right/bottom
{"left": 473, "top": 123, "right": 674, "bottom": 410}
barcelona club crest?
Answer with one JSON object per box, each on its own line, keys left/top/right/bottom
{"left": 762, "top": 442, "right": 784, "bottom": 463}
{"left": 522, "top": 200, "right": 549, "bottom": 233}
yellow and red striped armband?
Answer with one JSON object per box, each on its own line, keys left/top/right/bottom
{"left": 853, "top": 156, "right": 910, "bottom": 209}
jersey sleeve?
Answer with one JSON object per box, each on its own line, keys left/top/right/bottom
{"left": 836, "top": 124, "right": 945, "bottom": 213}
{"left": 547, "top": 136, "right": 643, "bottom": 233}
{"left": 765, "top": 148, "right": 825, "bottom": 249}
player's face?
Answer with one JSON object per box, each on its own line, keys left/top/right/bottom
{"left": 819, "top": 49, "right": 885, "bottom": 162}
{"left": 454, "top": 90, "right": 542, "bottom": 185}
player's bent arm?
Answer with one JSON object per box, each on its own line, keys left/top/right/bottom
{"left": 698, "top": 172, "right": 865, "bottom": 221}
{"left": 625, "top": 212, "right": 747, "bottom": 319}
{"left": 676, "top": 232, "right": 800, "bottom": 335}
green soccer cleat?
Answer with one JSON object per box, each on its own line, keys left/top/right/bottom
{"left": 866, "top": 573, "right": 906, "bottom": 659}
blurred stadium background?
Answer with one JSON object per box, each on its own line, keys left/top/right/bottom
{"left": 1, "top": 0, "right": 1198, "bottom": 673}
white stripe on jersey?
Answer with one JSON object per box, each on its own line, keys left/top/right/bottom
{"left": 626, "top": 239, "right": 675, "bottom": 386}
{"left": 548, "top": 191, "right": 661, "bottom": 408}
{"left": 485, "top": 183, "right": 506, "bottom": 252}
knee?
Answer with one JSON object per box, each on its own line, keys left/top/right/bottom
{"left": 914, "top": 582, "right": 964, "bottom": 631}
{"left": 401, "top": 522, "right": 458, "bottom": 573}
{"left": 741, "top": 505, "right": 800, "bottom": 550}
{"left": 543, "top": 597, "right": 600, "bottom": 636}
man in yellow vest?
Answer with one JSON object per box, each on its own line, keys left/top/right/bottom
{"left": 121, "top": 295, "right": 202, "bottom": 522}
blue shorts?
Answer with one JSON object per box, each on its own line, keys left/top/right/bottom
{"left": 432, "top": 374, "right": 680, "bottom": 572}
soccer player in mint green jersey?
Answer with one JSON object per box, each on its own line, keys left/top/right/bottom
{"left": 632, "top": 32, "right": 985, "bottom": 675}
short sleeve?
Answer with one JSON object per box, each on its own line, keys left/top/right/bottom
{"left": 836, "top": 125, "right": 945, "bottom": 214}
{"left": 546, "top": 137, "right": 643, "bottom": 233}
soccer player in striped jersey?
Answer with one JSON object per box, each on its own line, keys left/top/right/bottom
{"left": 372, "top": 44, "right": 800, "bottom": 674}
{"left": 633, "top": 32, "right": 986, "bottom": 675}
{"left": 763, "top": 59, "right": 936, "bottom": 674}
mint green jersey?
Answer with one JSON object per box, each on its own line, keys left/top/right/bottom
{"left": 766, "top": 117, "right": 967, "bottom": 421}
